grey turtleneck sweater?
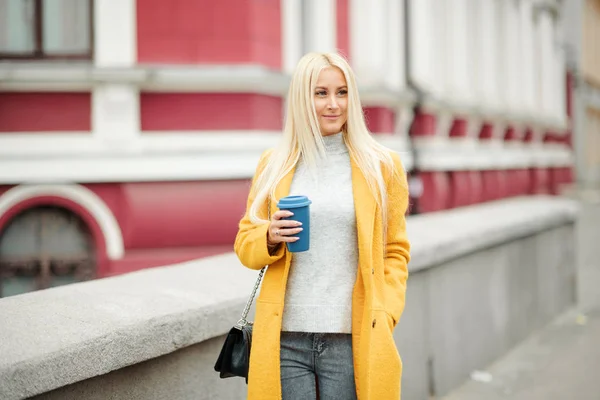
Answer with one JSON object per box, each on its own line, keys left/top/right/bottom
{"left": 281, "top": 132, "right": 358, "bottom": 334}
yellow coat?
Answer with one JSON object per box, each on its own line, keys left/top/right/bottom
{"left": 234, "top": 149, "right": 411, "bottom": 399}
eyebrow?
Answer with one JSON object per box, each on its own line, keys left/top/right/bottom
{"left": 315, "top": 86, "right": 348, "bottom": 90}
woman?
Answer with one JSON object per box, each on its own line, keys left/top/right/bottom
{"left": 234, "top": 52, "right": 411, "bottom": 400}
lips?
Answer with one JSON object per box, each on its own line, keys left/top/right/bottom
{"left": 323, "top": 115, "right": 340, "bottom": 119}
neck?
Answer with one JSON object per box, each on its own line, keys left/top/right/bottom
{"left": 322, "top": 132, "right": 347, "bottom": 155}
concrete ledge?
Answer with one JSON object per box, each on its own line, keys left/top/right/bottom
{"left": 408, "top": 196, "right": 579, "bottom": 272}
{"left": 0, "top": 196, "right": 579, "bottom": 399}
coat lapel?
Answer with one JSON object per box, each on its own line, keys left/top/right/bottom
{"left": 350, "top": 157, "right": 376, "bottom": 273}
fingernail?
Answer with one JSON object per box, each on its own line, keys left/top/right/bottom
{"left": 298, "top": 228, "right": 303, "bottom": 231}
{"left": 297, "top": 222, "right": 303, "bottom": 226}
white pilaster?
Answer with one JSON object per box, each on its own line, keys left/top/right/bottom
{"left": 94, "top": 0, "right": 136, "bottom": 67}
{"left": 349, "top": 0, "right": 386, "bottom": 86}
{"left": 505, "top": 0, "right": 523, "bottom": 115}
{"left": 539, "top": 11, "right": 555, "bottom": 120}
{"left": 93, "top": 0, "right": 140, "bottom": 149}
{"left": 282, "top": 0, "right": 303, "bottom": 74}
{"left": 408, "top": 0, "right": 437, "bottom": 95}
{"left": 386, "top": 0, "right": 405, "bottom": 90}
{"left": 520, "top": 0, "right": 537, "bottom": 116}
{"left": 477, "top": 0, "right": 498, "bottom": 113}
{"left": 304, "top": 0, "right": 336, "bottom": 54}
{"left": 553, "top": 15, "right": 567, "bottom": 128}
{"left": 432, "top": 0, "right": 450, "bottom": 99}
{"left": 445, "top": 0, "right": 472, "bottom": 106}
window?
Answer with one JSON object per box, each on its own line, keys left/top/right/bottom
{"left": 0, "top": 0, "right": 93, "bottom": 60}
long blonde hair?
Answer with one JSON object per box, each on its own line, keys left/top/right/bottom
{"left": 249, "top": 52, "right": 399, "bottom": 230}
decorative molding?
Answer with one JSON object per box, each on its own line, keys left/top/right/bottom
{"left": 94, "top": 0, "right": 136, "bottom": 68}
{"left": 0, "top": 131, "right": 413, "bottom": 182}
{"left": 414, "top": 139, "right": 573, "bottom": 171}
{"left": 0, "top": 184, "right": 124, "bottom": 260}
{"left": 0, "top": 131, "right": 572, "bottom": 183}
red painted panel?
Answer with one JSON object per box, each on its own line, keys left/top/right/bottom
{"left": 449, "top": 171, "right": 471, "bottom": 208}
{"left": 549, "top": 167, "right": 573, "bottom": 195}
{"left": 107, "top": 245, "right": 232, "bottom": 276}
{"left": 0, "top": 93, "right": 91, "bottom": 132}
{"left": 122, "top": 180, "right": 250, "bottom": 248}
{"left": 140, "top": 93, "right": 283, "bottom": 131}
{"left": 481, "top": 170, "right": 508, "bottom": 201}
{"left": 137, "top": 0, "right": 281, "bottom": 69}
{"left": 531, "top": 168, "right": 550, "bottom": 194}
{"left": 419, "top": 171, "right": 450, "bottom": 212}
{"left": 469, "top": 171, "right": 483, "bottom": 205}
{"left": 364, "top": 107, "right": 395, "bottom": 133}
{"left": 250, "top": 0, "right": 282, "bottom": 69}
{"left": 505, "top": 170, "right": 524, "bottom": 197}
{"left": 479, "top": 122, "right": 494, "bottom": 140}
{"left": 449, "top": 119, "right": 467, "bottom": 137}
{"left": 336, "top": 0, "right": 350, "bottom": 60}
{"left": 504, "top": 126, "right": 517, "bottom": 141}
{"left": 410, "top": 112, "right": 436, "bottom": 136}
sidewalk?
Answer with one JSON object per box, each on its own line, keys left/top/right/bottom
{"left": 441, "top": 306, "right": 600, "bottom": 400}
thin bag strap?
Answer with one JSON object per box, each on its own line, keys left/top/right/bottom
{"left": 236, "top": 197, "right": 271, "bottom": 328}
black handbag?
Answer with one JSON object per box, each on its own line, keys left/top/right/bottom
{"left": 214, "top": 204, "right": 270, "bottom": 383}
{"left": 213, "top": 267, "right": 265, "bottom": 383}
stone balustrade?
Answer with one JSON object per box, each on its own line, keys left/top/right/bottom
{"left": 0, "top": 196, "right": 579, "bottom": 400}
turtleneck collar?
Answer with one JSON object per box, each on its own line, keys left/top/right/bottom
{"left": 322, "top": 132, "right": 348, "bottom": 155}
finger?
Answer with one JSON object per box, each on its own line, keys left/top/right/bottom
{"left": 273, "top": 219, "right": 302, "bottom": 229}
{"left": 277, "top": 227, "right": 303, "bottom": 236}
{"left": 272, "top": 210, "right": 294, "bottom": 220}
{"left": 278, "top": 236, "right": 300, "bottom": 243}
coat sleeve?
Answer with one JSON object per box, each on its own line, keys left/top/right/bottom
{"left": 383, "top": 152, "right": 411, "bottom": 326}
{"left": 234, "top": 150, "right": 287, "bottom": 270}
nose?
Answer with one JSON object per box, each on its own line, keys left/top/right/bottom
{"left": 327, "top": 95, "right": 339, "bottom": 110}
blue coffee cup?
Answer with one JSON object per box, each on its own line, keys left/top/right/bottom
{"left": 277, "top": 195, "right": 312, "bottom": 252}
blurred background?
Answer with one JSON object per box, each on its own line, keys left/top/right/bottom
{"left": 1, "top": 1, "right": 600, "bottom": 400}
{"left": 0, "top": 0, "right": 597, "bottom": 296}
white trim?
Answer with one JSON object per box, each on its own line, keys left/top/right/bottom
{"left": 0, "top": 184, "right": 124, "bottom": 260}
{"left": 282, "top": 0, "right": 303, "bottom": 75}
{"left": 92, "top": 83, "right": 140, "bottom": 147}
{"left": 0, "top": 131, "right": 283, "bottom": 156}
{"left": 0, "top": 131, "right": 573, "bottom": 183}
{"left": 0, "top": 131, "right": 413, "bottom": 182}
{"left": 94, "top": 0, "right": 136, "bottom": 67}
{"left": 304, "top": 0, "right": 337, "bottom": 53}
{"left": 413, "top": 138, "right": 573, "bottom": 171}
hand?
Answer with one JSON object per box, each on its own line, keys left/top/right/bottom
{"left": 267, "top": 210, "right": 303, "bottom": 245}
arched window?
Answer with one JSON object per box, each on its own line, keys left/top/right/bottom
{"left": 0, "top": 206, "right": 95, "bottom": 297}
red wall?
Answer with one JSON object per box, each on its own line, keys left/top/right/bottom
{"left": 336, "top": 0, "right": 350, "bottom": 60}
{"left": 0, "top": 93, "right": 91, "bottom": 132}
{"left": 140, "top": 93, "right": 283, "bottom": 131}
{"left": 137, "top": 0, "right": 281, "bottom": 69}
{"left": 364, "top": 107, "right": 395, "bottom": 133}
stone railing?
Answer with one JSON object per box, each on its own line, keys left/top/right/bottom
{"left": 0, "top": 196, "right": 579, "bottom": 400}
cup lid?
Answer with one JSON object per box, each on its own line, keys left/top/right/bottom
{"left": 277, "top": 195, "right": 312, "bottom": 208}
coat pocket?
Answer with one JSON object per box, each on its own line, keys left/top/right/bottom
{"left": 368, "top": 310, "right": 402, "bottom": 397}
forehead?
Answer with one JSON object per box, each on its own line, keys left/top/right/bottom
{"left": 315, "top": 67, "right": 347, "bottom": 86}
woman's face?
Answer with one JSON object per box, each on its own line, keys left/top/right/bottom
{"left": 313, "top": 66, "right": 348, "bottom": 136}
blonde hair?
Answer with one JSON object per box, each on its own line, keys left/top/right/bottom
{"left": 249, "top": 52, "right": 400, "bottom": 231}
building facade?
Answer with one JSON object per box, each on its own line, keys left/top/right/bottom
{"left": 0, "top": 0, "right": 572, "bottom": 296}
{"left": 564, "top": 0, "right": 600, "bottom": 190}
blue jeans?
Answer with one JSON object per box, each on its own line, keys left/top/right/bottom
{"left": 280, "top": 332, "right": 357, "bottom": 400}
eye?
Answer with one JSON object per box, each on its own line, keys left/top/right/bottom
{"left": 315, "top": 90, "right": 327, "bottom": 97}
{"left": 337, "top": 89, "right": 348, "bottom": 96}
